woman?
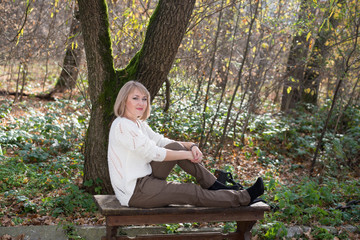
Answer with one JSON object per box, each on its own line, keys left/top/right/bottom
{"left": 108, "top": 80, "right": 264, "bottom": 208}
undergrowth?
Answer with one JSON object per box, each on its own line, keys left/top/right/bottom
{"left": 0, "top": 98, "right": 98, "bottom": 227}
{"left": 0, "top": 88, "right": 359, "bottom": 239}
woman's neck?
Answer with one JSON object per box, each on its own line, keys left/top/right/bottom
{"left": 123, "top": 113, "right": 138, "bottom": 122}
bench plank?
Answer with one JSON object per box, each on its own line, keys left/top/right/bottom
{"left": 106, "top": 232, "right": 246, "bottom": 240}
{"left": 94, "top": 195, "right": 270, "bottom": 240}
{"left": 95, "top": 195, "right": 269, "bottom": 216}
{"left": 106, "top": 210, "right": 264, "bottom": 226}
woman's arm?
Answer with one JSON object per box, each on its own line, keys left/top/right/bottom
{"left": 164, "top": 149, "right": 197, "bottom": 162}
{"left": 164, "top": 141, "right": 203, "bottom": 163}
{"left": 178, "top": 141, "right": 196, "bottom": 150}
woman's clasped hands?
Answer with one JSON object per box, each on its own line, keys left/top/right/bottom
{"left": 189, "top": 145, "right": 203, "bottom": 163}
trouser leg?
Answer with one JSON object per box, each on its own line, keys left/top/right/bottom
{"left": 128, "top": 175, "right": 250, "bottom": 208}
{"left": 150, "top": 142, "right": 216, "bottom": 189}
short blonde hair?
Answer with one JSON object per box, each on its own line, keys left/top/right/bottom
{"left": 113, "top": 80, "right": 151, "bottom": 120}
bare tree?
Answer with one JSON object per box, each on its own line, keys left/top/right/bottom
{"left": 46, "top": 9, "right": 83, "bottom": 98}
{"left": 215, "top": 0, "right": 260, "bottom": 157}
{"left": 310, "top": 13, "right": 360, "bottom": 174}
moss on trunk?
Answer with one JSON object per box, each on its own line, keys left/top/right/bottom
{"left": 79, "top": 0, "right": 117, "bottom": 194}
{"left": 79, "top": 0, "right": 195, "bottom": 194}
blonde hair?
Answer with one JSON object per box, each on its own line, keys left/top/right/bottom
{"left": 113, "top": 80, "right": 151, "bottom": 120}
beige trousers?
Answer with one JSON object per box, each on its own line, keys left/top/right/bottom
{"left": 128, "top": 142, "right": 250, "bottom": 208}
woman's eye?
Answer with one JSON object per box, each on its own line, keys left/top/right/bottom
{"left": 142, "top": 98, "right": 147, "bottom": 101}
{"left": 133, "top": 97, "right": 138, "bottom": 100}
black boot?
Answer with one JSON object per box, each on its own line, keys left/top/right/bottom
{"left": 246, "top": 177, "right": 264, "bottom": 202}
{"left": 208, "top": 180, "right": 240, "bottom": 190}
{"left": 215, "top": 170, "right": 244, "bottom": 190}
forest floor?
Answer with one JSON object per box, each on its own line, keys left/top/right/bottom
{"left": 0, "top": 93, "right": 277, "bottom": 223}
{"left": 0, "top": 89, "right": 359, "bottom": 239}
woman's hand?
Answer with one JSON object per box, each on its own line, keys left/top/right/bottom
{"left": 190, "top": 145, "right": 203, "bottom": 163}
{"left": 168, "top": 142, "right": 203, "bottom": 163}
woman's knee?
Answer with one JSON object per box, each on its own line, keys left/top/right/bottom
{"left": 165, "top": 142, "right": 187, "bottom": 151}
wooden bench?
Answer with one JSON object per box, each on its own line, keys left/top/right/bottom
{"left": 94, "top": 195, "right": 270, "bottom": 240}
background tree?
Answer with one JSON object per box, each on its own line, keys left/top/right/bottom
{"left": 280, "top": 0, "right": 317, "bottom": 112}
{"left": 45, "top": 8, "right": 83, "bottom": 99}
{"left": 281, "top": 0, "right": 348, "bottom": 112}
{"left": 0, "top": 0, "right": 76, "bottom": 97}
{"left": 311, "top": 1, "right": 360, "bottom": 173}
{"left": 215, "top": 0, "right": 260, "bottom": 157}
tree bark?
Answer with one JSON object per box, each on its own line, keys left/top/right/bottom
{"left": 281, "top": 0, "right": 342, "bottom": 112}
{"left": 301, "top": 0, "right": 344, "bottom": 108}
{"left": 78, "top": 0, "right": 195, "bottom": 193}
{"left": 131, "top": 0, "right": 196, "bottom": 99}
{"left": 280, "top": 0, "right": 312, "bottom": 112}
{"left": 78, "top": 0, "right": 116, "bottom": 193}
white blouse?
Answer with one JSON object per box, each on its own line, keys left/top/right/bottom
{"left": 108, "top": 117, "right": 174, "bottom": 206}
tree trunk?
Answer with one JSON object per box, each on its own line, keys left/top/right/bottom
{"left": 78, "top": 0, "right": 117, "bottom": 194}
{"left": 301, "top": 0, "right": 344, "bottom": 107}
{"left": 281, "top": 0, "right": 313, "bottom": 112}
{"left": 131, "top": 0, "right": 196, "bottom": 99}
{"left": 78, "top": 0, "right": 195, "bottom": 194}
{"left": 215, "top": 0, "right": 260, "bottom": 157}
{"left": 41, "top": 9, "right": 83, "bottom": 100}
{"left": 52, "top": 11, "right": 82, "bottom": 95}
{"left": 199, "top": 0, "right": 224, "bottom": 148}
{"left": 281, "top": 0, "right": 342, "bottom": 112}
{"left": 204, "top": 2, "right": 240, "bottom": 148}
{"left": 310, "top": 11, "right": 359, "bottom": 174}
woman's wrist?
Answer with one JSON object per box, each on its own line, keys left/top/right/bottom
{"left": 189, "top": 143, "right": 198, "bottom": 151}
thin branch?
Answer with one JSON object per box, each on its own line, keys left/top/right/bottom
{"left": 310, "top": 14, "right": 360, "bottom": 175}
{"left": 10, "top": 1, "right": 31, "bottom": 43}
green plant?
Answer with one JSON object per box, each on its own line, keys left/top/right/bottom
{"left": 47, "top": 184, "right": 97, "bottom": 217}
{"left": 222, "top": 221, "right": 236, "bottom": 233}
{"left": 255, "top": 221, "right": 287, "bottom": 239}
{"left": 62, "top": 222, "right": 85, "bottom": 240}
{"left": 166, "top": 165, "right": 197, "bottom": 184}
{"left": 0, "top": 98, "right": 92, "bottom": 221}
{"left": 83, "top": 178, "right": 103, "bottom": 195}
{"left": 312, "top": 226, "right": 335, "bottom": 240}
{"left": 163, "top": 223, "right": 180, "bottom": 234}
{"left": 265, "top": 176, "right": 360, "bottom": 230}
{"left": 0, "top": 100, "right": 12, "bottom": 118}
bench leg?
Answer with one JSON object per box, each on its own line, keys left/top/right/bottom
{"left": 103, "top": 225, "right": 118, "bottom": 240}
{"left": 236, "top": 221, "right": 256, "bottom": 240}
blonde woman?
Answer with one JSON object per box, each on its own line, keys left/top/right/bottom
{"left": 108, "top": 80, "right": 264, "bottom": 208}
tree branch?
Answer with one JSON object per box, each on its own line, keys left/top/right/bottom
{"left": 11, "top": 1, "right": 31, "bottom": 43}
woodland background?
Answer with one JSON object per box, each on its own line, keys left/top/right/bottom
{"left": 0, "top": 0, "right": 359, "bottom": 239}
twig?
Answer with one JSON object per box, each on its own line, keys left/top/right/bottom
{"left": 310, "top": 15, "right": 360, "bottom": 175}
{"left": 11, "top": 1, "right": 31, "bottom": 43}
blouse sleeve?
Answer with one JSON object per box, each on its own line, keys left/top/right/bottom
{"left": 114, "top": 119, "right": 168, "bottom": 162}
{"left": 141, "top": 121, "right": 174, "bottom": 147}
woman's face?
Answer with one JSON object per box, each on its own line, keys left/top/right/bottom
{"left": 124, "top": 88, "right": 148, "bottom": 121}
